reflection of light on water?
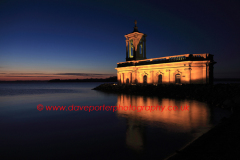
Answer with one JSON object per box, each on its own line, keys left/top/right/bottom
{"left": 116, "top": 94, "right": 214, "bottom": 152}
{"left": 117, "top": 94, "right": 212, "bottom": 132}
{"left": 126, "top": 120, "right": 145, "bottom": 151}
{"left": 117, "top": 95, "right": 212, "bottom": 132}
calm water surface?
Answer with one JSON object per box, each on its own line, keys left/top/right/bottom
{"left": 0, "top": 82, "right": 231, "bottom": 159}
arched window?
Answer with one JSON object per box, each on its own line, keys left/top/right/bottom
{"left": 175, "top": 74, "right": 181, "bottom": 84}
{"left": 158, "top": 74, "right": 162, "bottom": 84}
{"left": 126, "top": 78, "right": 129, "bottom": 84}
{"left": 143, "top": 75, "right": 147, "bottom": 84}
{"left": 129, "top": 40, "right": 133, "bottom": 58}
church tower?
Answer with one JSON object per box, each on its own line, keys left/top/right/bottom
{"left": 125, "top": 20, "right": 147, "bottom": 61}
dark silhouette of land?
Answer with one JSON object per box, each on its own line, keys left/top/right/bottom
{"left": 167, "top": 112, "right": 240, "bottom": 160}
{"left": 48, "top": 76, "right": 117, "bottom": 82}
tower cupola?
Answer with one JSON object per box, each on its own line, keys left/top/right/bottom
{"left": 125, "top": 20, "right": 147, "bottom": 61}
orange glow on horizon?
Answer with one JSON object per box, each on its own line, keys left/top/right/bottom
{"left": 0, "top": 73, "right": 115, "bottom": 81}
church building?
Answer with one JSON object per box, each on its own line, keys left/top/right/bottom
{"left": 115, "top": 21, "right": 216, "bottom": 85}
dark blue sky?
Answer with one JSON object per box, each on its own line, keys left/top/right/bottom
{"left": 1, "top": 0, "right": 240, "bottom": 80}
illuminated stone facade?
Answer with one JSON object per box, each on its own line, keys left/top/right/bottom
{"left": 116, "top": 21, "right": 216, "bottom": 85}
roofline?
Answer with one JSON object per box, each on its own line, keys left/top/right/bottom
{"left": 117, "top": 53, "right": 211, "bottom": 64}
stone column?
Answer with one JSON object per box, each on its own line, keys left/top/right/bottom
{"left": 151, "top": 70, "right": 154, "bottom": 84}
{"left": 189, "top": 68, "right": 192, "bottom": 84}
{"left": 122, "top": 73, "right": 124, "bottom": 84}
{"left": 126, "top": 40, "right": 129, "bottom": 60}
{"left": 166, "top": 70, "right": 171, "bottom": 84}
{"left": 206, "top": 64, "right": 209, "bottom": 84}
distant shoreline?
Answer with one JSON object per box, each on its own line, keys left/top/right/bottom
{"left": 48, "top": 77, "right": 117, "bottom": 82}
{"left": 0, "top": 76, "right": 118, "bottom": 82}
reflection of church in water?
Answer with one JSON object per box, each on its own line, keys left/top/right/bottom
{"left": 116, "top": 20, "right": 216, "bottom": 85}
{"left": 118, "top": 94, "right": 213, "bottom": 151}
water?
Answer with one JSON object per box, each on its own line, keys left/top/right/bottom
{"left": 0, "top": 82, "right": 231, "bottom": 159}
{"left": 214, "top": 80, "right": 240, "bottom": 84}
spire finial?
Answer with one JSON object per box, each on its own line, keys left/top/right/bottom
{"left": 133, "top": 20, "right": 139, "bottom": 32}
